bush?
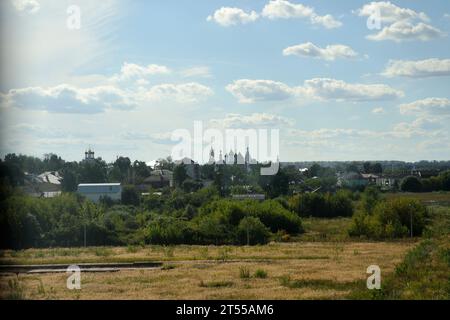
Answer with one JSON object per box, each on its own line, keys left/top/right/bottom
{"left": 145, "top": 216, "right": 193, "bottom": 245}
{"left": 237, "top": 216, "right": 270, "bottom": 245}
{"left": 400, "top": 176, "right": 422, "bottom": 192}
{"left": 290, "top": 192, "right": 353, "bottom": 218}
{"left": 349, "top": 198, "right": 428, "bottom": 239}
{"left": 254, "top": 269, "right": 268, "bottom": 278}
{"left": 121, "top": 185, "right": 140, "bottom": 206}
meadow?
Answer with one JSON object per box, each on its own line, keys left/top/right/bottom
{"left": 0, "top": 192, "right": 448, "bottom": 300}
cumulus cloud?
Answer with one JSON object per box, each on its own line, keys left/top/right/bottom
{"left": 210, "top": 113, "right": 295, "bottom": 129}
{"left": 1, "top": 85, "right": 135, "bottom": 114}
{"left": 356, "top": 1, "right": 429, "bottom": 24}
{"left": 367, "top": 21, "right": 445, "bottom": 42}
{"left": 357, "top": 2, "right": 445, "bottom": 42}
{"left": 261, "top": 0, "right": 342, "bottom": 28}
{"left": 382, "top": 58, "right": 450, "bottom": 78}
{"left": 282, "top": 42, "right": 359, "bottom": 61}
{"left": 112, "top": 62, "right": 171, "bottom": 82}
{"left": 12, "top": 0, "right": 40, "bottom": 14}
{"left": 226, "top": 79, "right": 294, "bottom": 103}
{"left": 372, "top": 107, "right": 385, "bottom": 114}
{"left": 207, "top": 1, "right": 341, "bottom": 29}
{"left": 144, "top": 83, "right": 214, "bottom": 103}
{"left": 207, "top": 7, "right": 259, "bottom": 26}
{"left": 399, "top": 98, "right": 450, "bottom": 116}
{"left": 226, "top": 78, "right": 403, "bottom": 103}
{"left": 303, "top": 78, "right": 404, "bottom": 102}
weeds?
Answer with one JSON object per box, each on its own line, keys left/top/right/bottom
{"left": 254, "top": 269, "right": 268, "bottom": 279}
{"left": 199, "top": 280, "right": 234, "bottom": 288}
{"left": 239, "top": 266, "right": 250, "bottom": 279}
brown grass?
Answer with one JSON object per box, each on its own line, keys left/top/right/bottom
{"left": 0, "top": 241, "right": 414, "bottom": 300}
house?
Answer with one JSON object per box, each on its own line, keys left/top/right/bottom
{"left": 361, "top": 173, "right": 379, "bottom": 184}
{"left": 141, "top": 169, "right": 173, "bottom": 189}
{"left": 376, "top": 176, "right": 398, "bottom": 191}
{"left": 22, "top": 171, "right": 62, "bottom": 198}
{"left": 77, "top": 183, "right": 122, "bottom": 203}
{"left": 337, "top": 172, "right": 368, "bottom": 189}
{"left": 174, "top": 157, "right": 200, "bottom": 180}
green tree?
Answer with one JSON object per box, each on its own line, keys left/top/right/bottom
{"left": 237, "top": 216, "right": 270, "bottom": 245}
{"left": 400, "top": 176, "right": 422, "bottom": 192}
{"left": 173, "top": 164, "right": 188, "bottom": 187}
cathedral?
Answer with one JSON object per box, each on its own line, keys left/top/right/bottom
{"left": 208, "top": 146, "right": 256, "bottom": 167}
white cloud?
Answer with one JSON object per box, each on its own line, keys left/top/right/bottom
{"left": 180, "top": 66, "right": 212, "bottom": 78}
{"left": 12, "top": 0, "right": 40, "bottom": 14}
{"left": 113, "top": 62, "right": 171, "bottom": 82}
{"left": 261, "top": 0, "right": 342, "bottom": 29}
{"left": 283, "top": 42, "right": 359, "bottom": 61}
{"left": 1, "top": 85, "right": 134, "bottom": 114}
{"left": 210, "top": 113, "right": 295, "bottom": 129}
{"left": 367, "top": 21, "right": 445, "bottom": 42}
{"left": 207, "top": 7, "right": 259, "bottom": 26}
{"left": 382, "top": 58, "right": 450, "bottom": 78}
{"left": 226, "top": 78, "right": 403, "bottom": 103}
{"left": 372, "top": 107, "right": 385, "bottom": 114}
{"left": 144, "top": 83, "right": 213, "bottom": 103}
{"left": 303, "top": 78, "right": 403, "bottom": 102}
{"left": 357, "top": 2, "right": 445, "bottom": 42}
{"left": 399, "top": 98, "right": 450, "bottom": 116}
{"left": 356, "top": 1, "right": 429, "bottom": 24}
{"left": 226, "top": 79, "right": 294, "bottom": 103}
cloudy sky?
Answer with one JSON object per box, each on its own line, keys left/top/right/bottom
{"left": 1, "top": 0, "right": 450, "bottom": 162}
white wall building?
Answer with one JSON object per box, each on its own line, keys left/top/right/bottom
{"left": 77, "top": 183, "right": 122, "bottom": 203}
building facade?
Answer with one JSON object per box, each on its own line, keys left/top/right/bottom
{"left": 77, "top": 183, "right": 122, "bottom": 203}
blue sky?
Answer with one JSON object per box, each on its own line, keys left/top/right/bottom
{"left": 1, "top": 0, "right": 450, "bottom": 162}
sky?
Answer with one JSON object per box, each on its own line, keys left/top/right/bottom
{"left": 1, "top": 0, "right": 450, "bottom": 163}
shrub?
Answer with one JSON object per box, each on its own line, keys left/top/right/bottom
{"left": 254, "top": 269, "right": 268, "bottom": 279}
{"left": 348, "top": 198, "right": 428, "bottom": 239}
{"left": 237, "top": 216, "right": 270, "bottom": 245}
{"left": 145, "top": 216, "right": 193, "bottom": 245}
{"left": 239, "top": 266, "right": 250, "bottom": 279}
{"left": 290, "top": 192, "right": 353, "bottom": 218}
{"left": 400, "top": 176, "right": 422, "bottom": 192}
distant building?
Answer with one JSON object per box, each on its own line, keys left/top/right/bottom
{"left": 22, "top": 171, "right": 62, "bottom": 198}
{"left": 77, "top": 183, "right": 122, "bottom": 203}
{"left": 361, "top": 173, "right": 379, "bottom": 184}
{"left": 337, "top": 172, "right": 368, "bottom": 189}
{"left": 232, "top": 194, "right": 265, "bottom": 201}
{"left": 376, "top": 176, "right": 397, "bottom": 190}
{"left": 141, "top": 169, "right": 173, "bottom": 189}
{"left": 173, "top": 157, "right": 200, "bottom": 180}
{"left": 84, "top": 148, "right": 95, "bottom": 161}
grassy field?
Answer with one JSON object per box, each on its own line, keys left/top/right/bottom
{"left": 0, "top": 241, "right": 414, "bottom": 300}
{"left": 1, "top": 192, "right": 448, "bottom": 300}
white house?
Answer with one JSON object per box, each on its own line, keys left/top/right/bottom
{"left": 77, "top": 183, "right": 122, "bottom": 203}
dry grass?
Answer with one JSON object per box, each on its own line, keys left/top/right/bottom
{"left": 0, "top": 241, "right": 414, "bottom": 300}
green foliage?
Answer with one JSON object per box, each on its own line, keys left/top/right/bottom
{"left": 239, "top": 266, "right": 250, "bottom": 279}
{"left": 121, "top": 185, "right": 140, "bottom": 206}
{"left": 349, "top": 198, "right": 428, "bottom": 239}
{"left": 400, "top": 176, "right": 422, "bottom": 192}
{"left": 290, "top": 191, "right": 353, "bottom": 218}
{"left": 254, "top": 269, "right": 268, "bottom": 279}
{"left": 237, "top": 216, "right": 270, "bottom": 245}
{"left": 145, "top": 216, "right": 193, "bottom": 245}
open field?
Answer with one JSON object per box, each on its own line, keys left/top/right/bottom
{"left": 0, "top": 241, "right": 414, "bottom": 300}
